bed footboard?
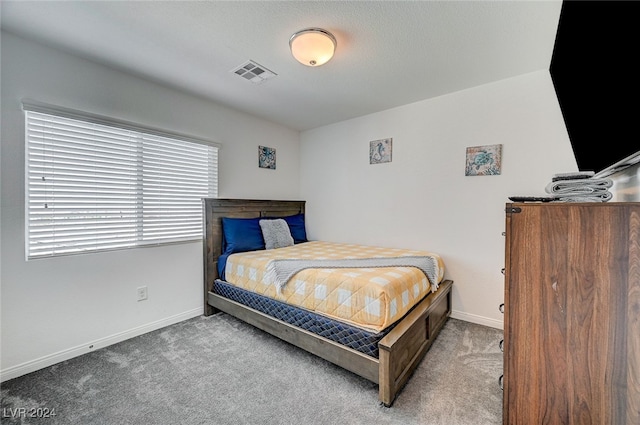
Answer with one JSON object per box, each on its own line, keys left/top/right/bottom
{"left": 378, "top": 279, "right": 452, "bottom": 406}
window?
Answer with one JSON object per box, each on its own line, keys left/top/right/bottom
{"left": 24, "top": 101, "right": 219, "bottom": 259}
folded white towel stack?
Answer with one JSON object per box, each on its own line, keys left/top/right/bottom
{"left": 545, "top": 171, "right": 613, "bottom": 202}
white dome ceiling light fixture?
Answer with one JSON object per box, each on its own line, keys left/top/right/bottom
{"left": 289, "top": 28, "right": 337, "bottom": 67}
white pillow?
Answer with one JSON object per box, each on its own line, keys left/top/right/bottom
{"left": 259, "top": 219, "right": 294, "bottom": 249}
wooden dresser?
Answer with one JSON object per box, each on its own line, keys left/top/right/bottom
{"left": 502, "top": 202, "right": 640, "bottom": 424}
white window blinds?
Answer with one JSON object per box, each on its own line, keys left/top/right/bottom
{"left": 25, "top": 104, "right": 219, "bottom": 259}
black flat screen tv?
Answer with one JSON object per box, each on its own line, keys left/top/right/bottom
{"left": 550, "top": 0, "right": 639, "bottom": 177}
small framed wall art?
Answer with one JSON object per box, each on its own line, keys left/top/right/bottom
{"left": 258, "top": 145, "right": 276, "bottom": 169}
{"left": 465, "top": 144, "right": 502, "bottom": 176}
{"left": 370, "top": 138, "right": 392, "bottom": 164}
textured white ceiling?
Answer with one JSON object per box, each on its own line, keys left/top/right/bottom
{"left": 1, "top": 1, "right": 562, "bottom": 131}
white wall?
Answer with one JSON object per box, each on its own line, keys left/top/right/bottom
{"left": 1, "top": 30, "right": 580, "bottom": 381}
{"left": 299, "top": 70, "right": 577, "bottom": 328}
{"left": 0, "top": 32, "right": 300, "bottom": 380}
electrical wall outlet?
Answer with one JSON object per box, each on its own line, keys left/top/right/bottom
{"left": 137, "top": 286, "right": 148, "bottom": 301}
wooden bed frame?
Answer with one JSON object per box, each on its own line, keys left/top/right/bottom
{"left": 202, "top": 198, "right": 453, "bottom": 406}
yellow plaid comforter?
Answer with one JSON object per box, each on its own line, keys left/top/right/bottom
{"left": 224, "top": 241, "right": 445, "bottom": 332}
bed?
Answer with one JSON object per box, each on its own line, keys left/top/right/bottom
{"left": 202, "top": 198, "right": 453, "bottom": 406}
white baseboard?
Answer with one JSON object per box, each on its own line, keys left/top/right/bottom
{"left": 451, "top": 309, "right": 504, "bottom": 330}
{"left": 0, "top": 307, "right": 202, "bottom": 383}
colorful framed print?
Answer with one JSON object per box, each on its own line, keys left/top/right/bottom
{"left": 465, "top": 144, "right": 502, "bottom": 176}
{"left": 259, "top": 145, "right": 276, "bottom": 169}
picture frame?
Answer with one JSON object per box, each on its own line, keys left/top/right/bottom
{"left": 369, "top": 138, "right": 392, "bottom": 164}
{"left": 465, "top": 144, "right": 502, "bottom": 176}
{"left": 258, "top": 145, "right": 276, "bottom": 169}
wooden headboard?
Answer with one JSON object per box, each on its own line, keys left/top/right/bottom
{"left": 202, "top": 198, "right": 306, "bottom": 315}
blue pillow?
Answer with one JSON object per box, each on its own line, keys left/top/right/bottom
{"left": 217, "top": 252, "right": 231, "bottom": 279}
{"left": 221, "top": 217, "right": 265, "bottom": 255}
{"left": 282, "top": 214, "right": 308, "bottom": 244}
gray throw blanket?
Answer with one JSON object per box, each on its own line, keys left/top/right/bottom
{"left": 264, "top": 256, "right": 440, "bottom": 294}
{"left": 545, "top": 177, "right": 613, "bottom": 202}
{"left": 555, "top": 193, "right": 613, "bottom": 202}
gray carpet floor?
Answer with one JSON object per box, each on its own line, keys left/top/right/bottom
{"left": 1, "top": 315, "right": 504, "bottom": 425}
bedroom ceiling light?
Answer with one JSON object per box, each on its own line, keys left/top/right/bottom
{"left": 289, "top": 28, "right": 336, "bottom": 67}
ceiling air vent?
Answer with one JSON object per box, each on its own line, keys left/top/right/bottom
{"left": 231, "top": 60, "right": 277, "bottom": 84}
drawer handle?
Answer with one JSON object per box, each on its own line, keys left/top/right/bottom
{"left": 499, "top": 339, "right": 504, "bottom": 352}
{"left": 501, "top": 268, "right": 505, "bottom": 275}
{"left": 499, "top": 303, "right": 504, "bottom": 313}
{"left": 499, "top": 374, "right": 503, "bottom": 390}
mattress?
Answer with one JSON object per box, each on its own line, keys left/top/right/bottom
{"left": 213, "top": 280, "right": 393, "bottom": 358}
{"left": 223, "top": 241, "right": 445, "bottom": 333}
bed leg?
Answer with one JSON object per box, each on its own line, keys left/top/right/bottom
{"left": 204, "top": 306, "right": 222, "bottom": 317}
{"left": 378, "top": 349, "right": 395, "bottom": 407}
{"left": 204, "top": 303, "right": 221, "bottom": 316}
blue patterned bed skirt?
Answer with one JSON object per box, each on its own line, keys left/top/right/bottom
{"left": 213, "top": 280, "right": 394, "bottom": 358}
